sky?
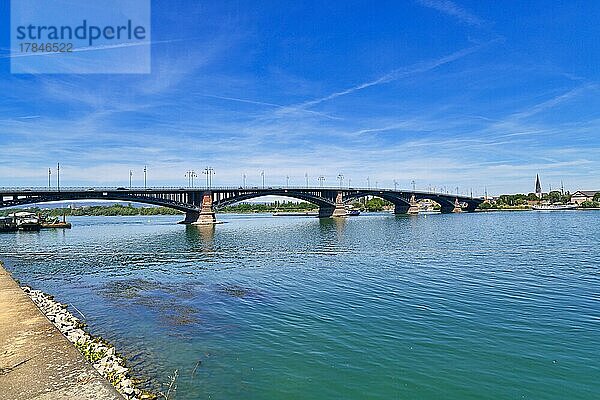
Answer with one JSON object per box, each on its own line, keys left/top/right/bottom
{"left": 1, "top": 0, "right": 599, "bottom": 195}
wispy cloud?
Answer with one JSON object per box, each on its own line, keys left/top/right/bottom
{"left": 416, "top": 0, "right": 486, "bottom": 27}
{"left": 511, "top": 83, "right": 599, "bottom": 119}
{"left": 283, "top": 42, "right": 493, "bottom": 112}
{"left": 201, "top": 94, "right": 342, "bottom": 120}
{"left": 1, "top": 3, "right": 598, "bottom": 195}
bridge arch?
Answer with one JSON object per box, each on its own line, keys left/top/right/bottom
{"left": 343, "top": 191, "right": 412, "bottom": 214}
{"left": 212, "top": 190, "right": 335, "bottom": 210}
{"left": 0, "top": 193, "right": 197, "bottom": 213}
{"left": 413, "top": 194, "right": 482, "bottom": 213}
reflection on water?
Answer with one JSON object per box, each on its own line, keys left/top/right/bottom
{"left": 185, "top": 224, "right": 216, "bottom": 253}
{"left": 1, "top": 212, "right": 599, "bottom": 400}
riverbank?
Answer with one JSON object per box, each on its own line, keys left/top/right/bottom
{"left": 0, "top": 261, "right": 122, "bottom": 399}
{"left": 0, "top": 261, "right": 155, "bottom": 400}
{"left": 477, "top": 207, "right": 600, "bottom": 212}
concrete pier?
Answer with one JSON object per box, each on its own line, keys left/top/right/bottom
{"left": 407, "top": 194, "right": 419, "bottom": 215}
{"left": 0, "top": 263, "right": 122, "bottom": 400}
{"left": 318, "top": 192, "right": 347, "bottom": 218}
{"left": 180, "top": 193, "right": 218, "bottom": 224}
{"left": 452, "top": 198, "right": 463, "bottom": 213}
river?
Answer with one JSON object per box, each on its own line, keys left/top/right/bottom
{"left": 1, "top": 211, "right": 598, "bottom": 399}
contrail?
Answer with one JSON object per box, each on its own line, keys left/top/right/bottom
{"left": 296, "top": 42, "right": 491, "bottom": 110}
{"left": 202, "top": 94, "right": 343, "bottom": 120}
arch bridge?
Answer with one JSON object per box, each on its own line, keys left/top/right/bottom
{"left": 0, "top": 187, "right": 484, "bottom": 224}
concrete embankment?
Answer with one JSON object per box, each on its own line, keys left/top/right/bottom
{"left": 0, "top": 263, "right": 123, "bottom": 400}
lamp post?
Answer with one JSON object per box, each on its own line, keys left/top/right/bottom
{"left": 203, "top": 167, "right": 214, "bottom": 189}
{"left": 57, "top": 163, "right": 60, "bottom": 192}
{"left": 348, "top": 178, "right": 352, "bottom": 188}
{"left": 185, "top": 170, "right": 197, "bottom": 188}
{"left": 337, "top": 174, "right": 344, "bottom": 188}
{"left": 394, "top": 180, "right": 398, "bottom": 191}
{"left": 260, "top": 170, "right": 265, "bottom": 189}
{"left": 48, "top": 168, "right": 52, "bottom": 190}
{"left": 286, "top": 175, "right": 290, "bottom": 189}
{"left": 318, "top": 176, "right": 325, "bottom": 187}
{"left": 411, "top": 180, "right": 416, "bottom": 192}
{"left": 367, "top": 177, "right": 370, "bottom": 190}
{"left": 143, "top": 166, "right": 147, "bottom": 189}
{"left": 305, "top": 172, "right": 309, "bottom": 188}
{"left": 129, "top": 170, "right": 133, "bottom": 189}
{"left": 243, "top": 173, "right": 247, "bottom": 189}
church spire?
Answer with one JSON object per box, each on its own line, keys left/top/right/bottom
{"left": 535, "top": 174, "right": 542, "bottom": 198}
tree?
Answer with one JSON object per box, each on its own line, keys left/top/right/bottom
{"left": 478, "top": 202, "right": 492, "bottom": 210}
{"left": 580, "top": 201, "right": 599, "bottom": 208}
{"left": 363, "top": 198, "right": 392, "bottom": 212}
{"left": 544, "top": 191, "right": 563, "bottom": 203}
{"left": 594, "top": 192, "right": 600, "bottom": 202}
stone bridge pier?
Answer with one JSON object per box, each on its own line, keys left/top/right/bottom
{"left": 383, "top": 194, "right": 418, "bottom": 215}
{"left": 180, "top": 193, "right": 217, "bottom": 225}
{"left": 318, "top": 192, "right": 347, "bottom": 218}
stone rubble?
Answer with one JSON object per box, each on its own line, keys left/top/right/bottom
{"left": 21, "top": 286, "right": 156, "bottom": 400}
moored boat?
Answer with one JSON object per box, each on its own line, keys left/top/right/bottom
{"left": 40, "top": 215, "right": 72, "bottom": 229}
{"left": 0, "top": 216, "right": 17, "bottom": 232}
{"left": 532, "top": 203, "right": 578, "bottom": 211}
{"left": 273, "top": 211, "right": 319, "bottom": 217}
{"left": 11, "top": 212, "right": 42, "bottom": 231}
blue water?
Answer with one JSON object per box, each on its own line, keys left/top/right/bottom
{"left": 1, "top": 212, "right": 599, "bottom": 399}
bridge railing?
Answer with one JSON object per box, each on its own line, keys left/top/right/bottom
{"left": 0, "top": 186, "right": 483, "bottom": 199}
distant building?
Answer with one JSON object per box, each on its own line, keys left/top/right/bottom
{"left": 535, "top": 174, "right": 542, "bottom": 198}
{"left": 571, "top": 190, "right": 599, "bottom": 205}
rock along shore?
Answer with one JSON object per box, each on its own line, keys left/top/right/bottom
{"left": 1, "top": 262, "right": 121, "bottom": 399}
{"left": 20, "top": 286, "right": 157, "bottom": 400}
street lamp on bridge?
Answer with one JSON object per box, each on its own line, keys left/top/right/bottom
{"left": 337, "top": 174, "right": 344, "bottom": 188}
{"left": 143, "top": 166, "right": 147, "bottom": 189}
{"left": 243, "top": 173, "right": 247, "bottom": 189}
{"left": 203, "top": 167, "right": 215, "bottom": 189}
{"left": 318, "top": 176, "right": 325, "bottom": 187}
{"left": 57, "top": 163, "right": 60, "bottom": 192}
{"left": 185, "top": 170, "right": 197, "bottom": 188}
{"left": 286, "top": 175, "right": 290, "bottom": 189}
{"left": 260, "top": 170, "right": 265, "bottom": 189}
{"left": 366, "top": 177, "right": 370, "bottom": 190}
{"left": 305, "top": 172, "right": 309, "bottom": 188}
{"left": 129, "top": 170, "right": 133, "bottom": 189}
{"left": 48, "top": 168, "right": 52, "bottom": 190}
{"left": 394, "top": 180, "right": 398, "bottom": 191}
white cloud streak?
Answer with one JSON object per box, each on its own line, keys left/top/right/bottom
{"left": 416, "top": 0, "right": 486, "bottom": 27}
{"left": 283, "top": 42, "right": 492, "bottom": 112}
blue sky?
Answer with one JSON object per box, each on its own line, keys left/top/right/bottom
{"left": 1, "top": 0, "right": 599, "bottom": 195}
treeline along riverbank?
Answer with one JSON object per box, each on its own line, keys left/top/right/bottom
{"left": 0, "top": 204, "right": 182, "bottom": 217}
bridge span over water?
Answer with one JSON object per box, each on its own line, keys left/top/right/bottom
{"left": 0, "top": 187, "right": 484, "bottom": 224}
